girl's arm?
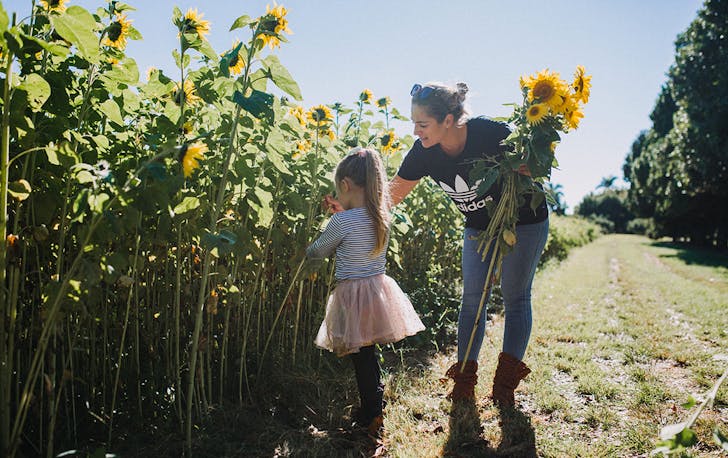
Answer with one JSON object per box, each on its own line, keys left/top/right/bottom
{"left": 306, "top": 213, "right": 346, "bottom": 259}
{"left": 389, "top": 175, "right": 420, "bottom": 207}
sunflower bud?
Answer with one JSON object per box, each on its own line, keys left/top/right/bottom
{"left": 502, "top": 229, "right": 517, "bottom": 246}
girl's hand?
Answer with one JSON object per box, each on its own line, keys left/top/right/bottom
{"left": 323, "top": 194, "right": 344, "bottom": 213}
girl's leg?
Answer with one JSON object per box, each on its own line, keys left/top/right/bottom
{"left": 458, "top": 227, "right": 497, "bottom": 361}
{"left": 499, "top": 218, "right": 549, "bottom": 360}
{"left": 349, "top": 345, "right": 383, "bottom": 422}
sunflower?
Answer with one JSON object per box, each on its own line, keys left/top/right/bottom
{"left": 102, "top": 14, "right": 132, "bottom": 50}
{"left": 525, "top": 103, "right": 548, "bottom": 125}
{"left": 180, "top": 122, "right": 194, "bottom": 135}
{"left": 257, "top": 2, "right": 292, "bottom": 49}
{"left": 223, "top": 41, "right": 246, "bottom": 76}
{"left": 525, "top": 69, "right": 567, "bottom": 108}
{"left": 289, "top": 105, "right": 306, "bottom": 126}
{"left": 179, "top": 142, "right": 208, "bottom": 178}
{"left": 306, "top": 105, "right": 333, "bottom": 127}
{"left": 376, "top": 96, "right": 391, "bottom": 109}
{"left": 177, "top": 8, "right": 210, "bottom": 39}
{"left": 39, "top": 0, "right": 67, "bottom": 12}
{"left": 550, "top": 90, "right": 575, "bottom": 115}
{"left": 572, "top": 65, "right": 592, "bottom": 104}
{"left": 292, "top": 139, "right": 311, "bottom": 159}
{"left": 174, "top": 79, "right": 202, "bottom": 106}
{"left": 322, "top": 128, "right": 335, "bottom": 141}
{"left": 563, "top": 104, "right": 584, "bottom": 130}
{"left": 380, "top": 130, "right": 398, "bottom": 155}
{"left": 359, "top": 89, "right": 373, "bottom": 104}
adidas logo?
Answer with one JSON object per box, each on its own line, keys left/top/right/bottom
{"left": 438, "top": 175, "right": 483, "bottom": 202}
{"left": 438, "top": 174, "right": 493, "bottom": 213}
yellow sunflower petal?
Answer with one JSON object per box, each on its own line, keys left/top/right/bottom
{"left": 525, "top": 103, "right": 549, "bottom": 125}
{"left": 180, "top": 142, "right": 208, "bottom": 178}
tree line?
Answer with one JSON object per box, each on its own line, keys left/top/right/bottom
{"left": 622, "top": 0, "right": 728, "bottom": 248}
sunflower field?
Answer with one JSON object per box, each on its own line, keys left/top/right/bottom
{"left": 0, "top": 1, "right": 474, "bottom": 455}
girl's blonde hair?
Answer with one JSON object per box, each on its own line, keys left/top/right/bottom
{"left": 335, "top": 147, "right": 391, "bottom": 256}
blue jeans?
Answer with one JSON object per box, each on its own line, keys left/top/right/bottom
{"left": 458, "top": 218, "right": 549, "bottom": 361}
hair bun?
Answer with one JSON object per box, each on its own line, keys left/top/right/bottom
{"left": 456, "top": 82, "right": 469, "bottom": 96}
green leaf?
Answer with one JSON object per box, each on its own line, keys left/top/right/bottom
{"left": 20, "top": 32, "right": 69, "bottom": 57}
{"left": 473, "top": 166, "right": 499, "bottom": 196}
{"left": 265, "top": 129, "right": 292, "bottom": 175}
{"left": 681, "top": 395, "right": 697, "bottom": 409}
{"left": 252, "top": 187, "right": 274, "bottom": 228}
{"left": 229, "top": 15, "right": 252, "bottom": 31}
{"left": 173, "top": 196, "right": 200, "bottom": 215}
{"left": 263, "top": 55, "right": 302, "bottom": 101}
{"left": 88, "top": 192, "right": 110, "bottom": 213}
{"left": 0, "top": 4, "right": 8, "bottom": 43}
{"left": 9, "top": 179, "right": 32, "bottom": 201}
{"left": 99, "top": 99, "right": 124, "bottom": 125}
{"left": 50, "top": 6, "right": 101, "bottom": 63}
{"left": 201, "top": 229, "right": 237, "bottom": 255}
{"left": 530, "top": 189, "right": 545, "bottom": 211}
{"left": 103, "top": 57, "right": 139, "bottom": 85}
{"left": 45, "top": 141, "right": 79, "bottom": 168}
{"left": 200, "top": 40, "right": 219, "bottom": 62}
{"left": 233, "top": 89, "right": 274, "bottom": 120}
{"left": 18, "top": 74, "right": 51, "bottom": 111}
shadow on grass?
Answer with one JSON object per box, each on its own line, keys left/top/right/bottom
{"left": 649, "top": 240, "right": 728, "bottom": 269}
{"left": 442, "top": 400, "right": 536, "bottom": 458}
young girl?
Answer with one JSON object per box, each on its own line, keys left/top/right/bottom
{"left": 307, "top": 147, "right": 425, "bottom": 437}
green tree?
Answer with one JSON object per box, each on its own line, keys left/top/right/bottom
{"left": 575, "top": 188, "right": 634, "bottom": 233}
{"left": 623, "top": 0, "right": 728, "bottom": 247}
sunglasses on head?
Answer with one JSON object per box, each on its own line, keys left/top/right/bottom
{"left": 410, "top": 83, "right": 434, "bottom": 98}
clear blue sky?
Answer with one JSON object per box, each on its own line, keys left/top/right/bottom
{"left": 6, "top": 0, "right": 704, "bottom": 210}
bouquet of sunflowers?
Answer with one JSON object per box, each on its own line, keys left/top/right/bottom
{"left": 461, "top": 66, "right": 592, "bottom": 365}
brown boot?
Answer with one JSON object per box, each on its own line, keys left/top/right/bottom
{"left": 491, "top": 352, "right": 531, "bottom": 407}
{"left": 445, "top": 360, "right": 478, "bottom": 401}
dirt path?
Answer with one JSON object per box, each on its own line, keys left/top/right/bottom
{"left": 380, "top": 234, "right": 728, "bottom": 457}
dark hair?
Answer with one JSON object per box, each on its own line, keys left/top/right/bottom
{"left": 411, "top": 81, "right": 469, "bottom": 124}
{"left": 335, "top": 148, "right": 391, "bottom": 256}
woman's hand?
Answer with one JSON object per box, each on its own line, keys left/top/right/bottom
{"left": 517, "top": 164, "right": 532, "bottom": 177}
{"left": 323, "top": 194, "right": 344, "bottom": 213}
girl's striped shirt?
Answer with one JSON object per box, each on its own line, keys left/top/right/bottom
{"left": 306, "top": 207, "right": 387, "bottom": 280}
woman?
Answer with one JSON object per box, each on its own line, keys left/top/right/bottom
{"left": 390, "top": 82, "right": 549, "bottom": 406}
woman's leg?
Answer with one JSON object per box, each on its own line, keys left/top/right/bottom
{"left": 458, "top": 227, "right": 497, "bottom": 361}
{"left": 499, "top": 218, "right": 549, "bottom": 360}
{"left": 349, "top": 345, "right": 383, "bottom": 422}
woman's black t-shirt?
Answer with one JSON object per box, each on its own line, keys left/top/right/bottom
{"left": 397, "top": 116, "right": 549, "bottom": 230}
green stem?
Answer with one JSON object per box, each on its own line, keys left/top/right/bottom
{"left": 256, "top": 257, "right": 306, "bottom": 380}
{"left": 460, "top": 239, "right": 500, "bottom": 371}
{"left": 0, "top": 36, "right": 14, "bottom": 457}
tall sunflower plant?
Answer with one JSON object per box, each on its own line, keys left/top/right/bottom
{"left": 461, "top": 66, "right": 591, "bottom": 367}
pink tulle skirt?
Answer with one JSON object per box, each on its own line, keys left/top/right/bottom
{"left": 315, "top": 274, "right": 425, "bottom": 356}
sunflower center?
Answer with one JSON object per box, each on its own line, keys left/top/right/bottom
{"left": 528, "top": 106, "right": 542, "bottom": 116}
{"left": 532, "top": 81, "right": 555, "bottom": 102}
{"left": 229, "top": 55, "right": 239, "bottom": 67}
{"left": 108, "top": 22, "right": 123, "bottom": 41}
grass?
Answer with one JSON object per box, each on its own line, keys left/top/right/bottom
{"left": 111, "top": 234, "right": 728, "bottom": 457}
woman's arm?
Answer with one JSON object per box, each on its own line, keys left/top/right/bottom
{"left": 389, "top": 175, "right": 420, "bottom": 207}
